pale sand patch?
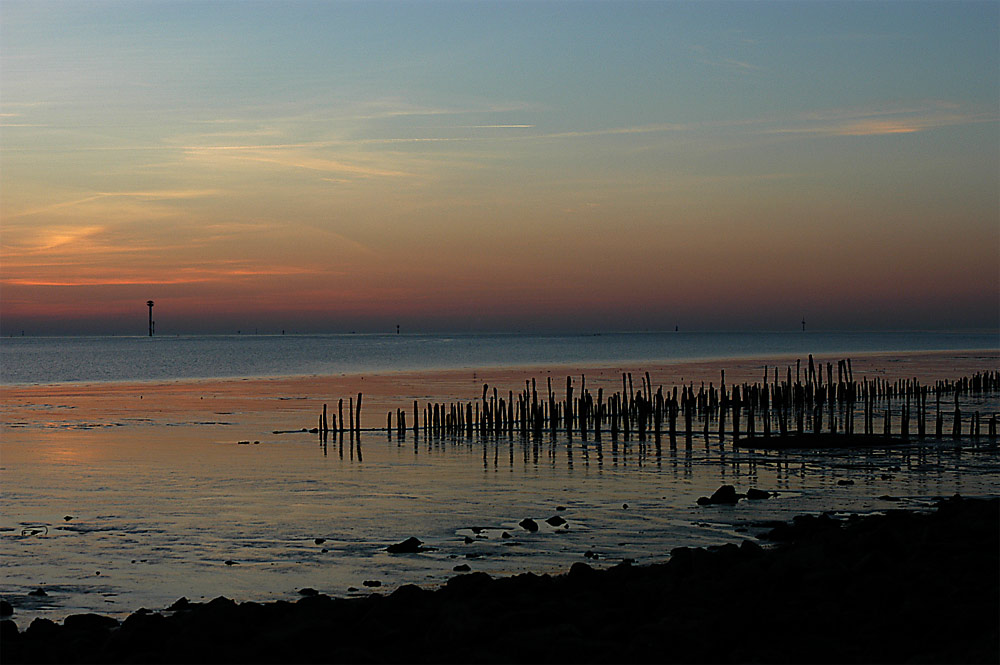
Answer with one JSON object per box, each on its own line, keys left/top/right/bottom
{"left": 1, "top": 349, "right": 996, "bottom": 433}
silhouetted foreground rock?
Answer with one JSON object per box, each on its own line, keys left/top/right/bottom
{"left": 2, "top": 496, "right": 997, "bottom": 664}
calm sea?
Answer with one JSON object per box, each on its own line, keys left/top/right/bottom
{"left": 2, "top": 330, "right": 997, "bottom": 385}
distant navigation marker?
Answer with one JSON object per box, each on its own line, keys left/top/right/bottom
{"left": 147, "top": 300, "right": 155, "bottom": 336}
{"left": 801, "top": 317, "right": 806, "bottom": 332}
{"left": 396, "top": 324, "right": 400, "bottom": 335}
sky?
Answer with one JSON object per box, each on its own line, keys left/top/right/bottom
{"left": 1, "top": 0, "right": 998, "bottom": 335}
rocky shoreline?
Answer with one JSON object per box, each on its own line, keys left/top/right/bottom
{"left": 2, "top": 495, "right": 997, "bottom": 664}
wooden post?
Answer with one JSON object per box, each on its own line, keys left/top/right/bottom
{"left": 356, "top": 393, "right": 362, "bottom": 433}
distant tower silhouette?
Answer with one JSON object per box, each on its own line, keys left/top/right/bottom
{"left": 801, "top": 317, "right": 806, "bottom": 332}
{"left": 147, "top": 300, "right": 155, "bottom": 336}
{"left": 396, "top": 324, "right": 400, "bottom": 335}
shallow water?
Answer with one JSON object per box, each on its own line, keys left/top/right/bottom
{"left": 3, "top": 345, "right": 998, "bottom": 626}
{"left": 2, "top": 409, "right": 998, "bottom": 626}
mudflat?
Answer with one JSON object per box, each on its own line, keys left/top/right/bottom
{"left": 3, "top": 495, "right": 996, "bottom": 664}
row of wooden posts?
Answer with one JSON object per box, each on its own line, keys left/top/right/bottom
{"left": 318, "top": 393, "right": 362, "bottom": 436}
{"left": 317, "top": 361, "right": 999, "bottom": 445}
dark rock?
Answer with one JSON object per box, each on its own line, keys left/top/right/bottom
{"left": 453, "top": 564, "right": 471, "bottom": 572}
{"left": 1, "top": 619, "right": 18, "bottom": 643}
{"left": 568, "top": 562, "right": 595, "bottom": 579}
{"left": 27, "top": 588, "right": 47, "bottom": 597}
{"left": 167, "top": 597, "right": 190, "bottom": 611}
{"left": 321, "top": 548, "right": 329, "bottom": 553}
{"left": 584, "top": 550, "right": 599, "bottom": 560}
{"left": 470, "top": 527, "right": 485, "bottom": 534}
{"left": 121, "top": 611, "right": 166, "bottom": 632}
{"left": 519, "top": 518, "right": 539, "bottom": 532}
{"left": 63, "top": 613, "right": 119, "bottom": 631}
{"left": 0, "top": 600, "right": 12, "bottom": 616}
{"left": 837, "top": 479, "right": 855, "bottom": 486}
{"left": 298, "top": 588, "right": 318, "bottom": 596}
{"left": 556, "top": 506, "right": 566, "bottom": 511}
{"left": 545, "top": 515, "right": 567, "bottom": 527}
{"left": 696, "top": 496, "right": 712, "bottom": 505}
{"left": 746, "top": 488, "right": 771, "bottom": 500}
{"left": 25, "top": 617, "right": 58, "bottom": 639}
{"left": 390, "top": 584, "right": 425, "bottom": 601}
{"left": 387, "top": 536, "right": 425, "bottom": 553}
{"left": 623, "top": 503, "right": 629, "bottom": 509}
{"left": 501, "top": 531, "right": 511, "bottom": 539}
{"left": 879, "top": 495, "right": 901, "bottom": 501}
{"left": 205, "top": 596, "right": 236, "bottom": 611}
{"left": 347, "top": 587, "right": 359, "bottom": 592}
{"left": 881, "top": 474, "right": 894, "bottom": 480}
{"left": 444, "top": 572, "right": 492, "bottom": 595}
{"left": 224, "top": 560, "right": 236, "bottom": 565}
{"left": 314, "top": 538, "right": 326, "bottom": 545}
{"left": 362, "top": 580, "right": 382, "bottom": 588}
{"left": 709, "top": 485, "right": 740, "bottom": 504}
{"left": 63, "top": 516, "right": 73, "bottom": 521}
{"left": 463, "top": 536, "right": 474, "bottom": 544}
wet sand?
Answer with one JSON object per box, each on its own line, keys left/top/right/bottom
{"left": 2, "top": 494, "right": 996, "bottom": 664}
{"left": 3, "top": 349, "right": 996, "bottom": 433}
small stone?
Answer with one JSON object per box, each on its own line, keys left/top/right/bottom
{"left": 347, "top": 587, "right": 358, "bottom": 592}
{"left": 837, "top": 479, "right": 855, "bottom": 486}
{"left": 545, "top": 515, "right": 567, "bottom": 527}
{"left": 584, "top": 550, "right": 599, "bottom": 560}
{"left": 224, "top": 560, "right": 236, "bottom": 566}
{"left": 879, "top": 495, "right": 900, "bottom": 501}
{"left": 64, "top": 516, "right": 73, "bottom": 521}
{"left": 556, "top": 506, "right": 566, "bottom": 511}
{"left": 28, "top": 589, "right": 47, "bottom": 597}
{"left": 387, "top": 537, "right": 425, "bottom": 554}
{"left": 463, "top": 536, "right": 474, "bottom": 544}
{"left": 622, "top": 503, "right": 629, "bottom": 509}
{"left": 519, "top": 518, "right": 539, "bottom": 532}
{"left": 453, "top": 564, "right": 471, "bottom": 572}
{"left": 362, "top": 580, "right": 381, "bottom": 588}
{"left": 314, "top": 538, "right": 326, "bottom": 545}
{"left": 696, "top": 496, "right": 711, "bottom": 506}
{"left": 298, "top": 588, "right": 318, "bottom": 596}
{"left": 746, "top": 488, "right": 771, "bottom": 500}
{"left": 501, "top": 531, "right": 511, "bottom": 539}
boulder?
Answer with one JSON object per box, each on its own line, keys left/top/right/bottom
{"left": 519, "top": 518, "right": 539, "bottom": 532}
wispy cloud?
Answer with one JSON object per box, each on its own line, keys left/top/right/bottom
{"left": 4, "top": 189, "right": 219, "bottom": 220}
{"left": 762, "top": 102, "right": 996, "bottom": 137}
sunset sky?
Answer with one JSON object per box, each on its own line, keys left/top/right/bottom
{"left": 2, "top": 1, "right": 997, "bottom": 335}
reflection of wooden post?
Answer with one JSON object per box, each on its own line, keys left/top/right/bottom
{"left": 356, "top": 393, "right": 363, "bottom": 433}
{"left": 147, "top": 300, "right": 154, "bottom": 336}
